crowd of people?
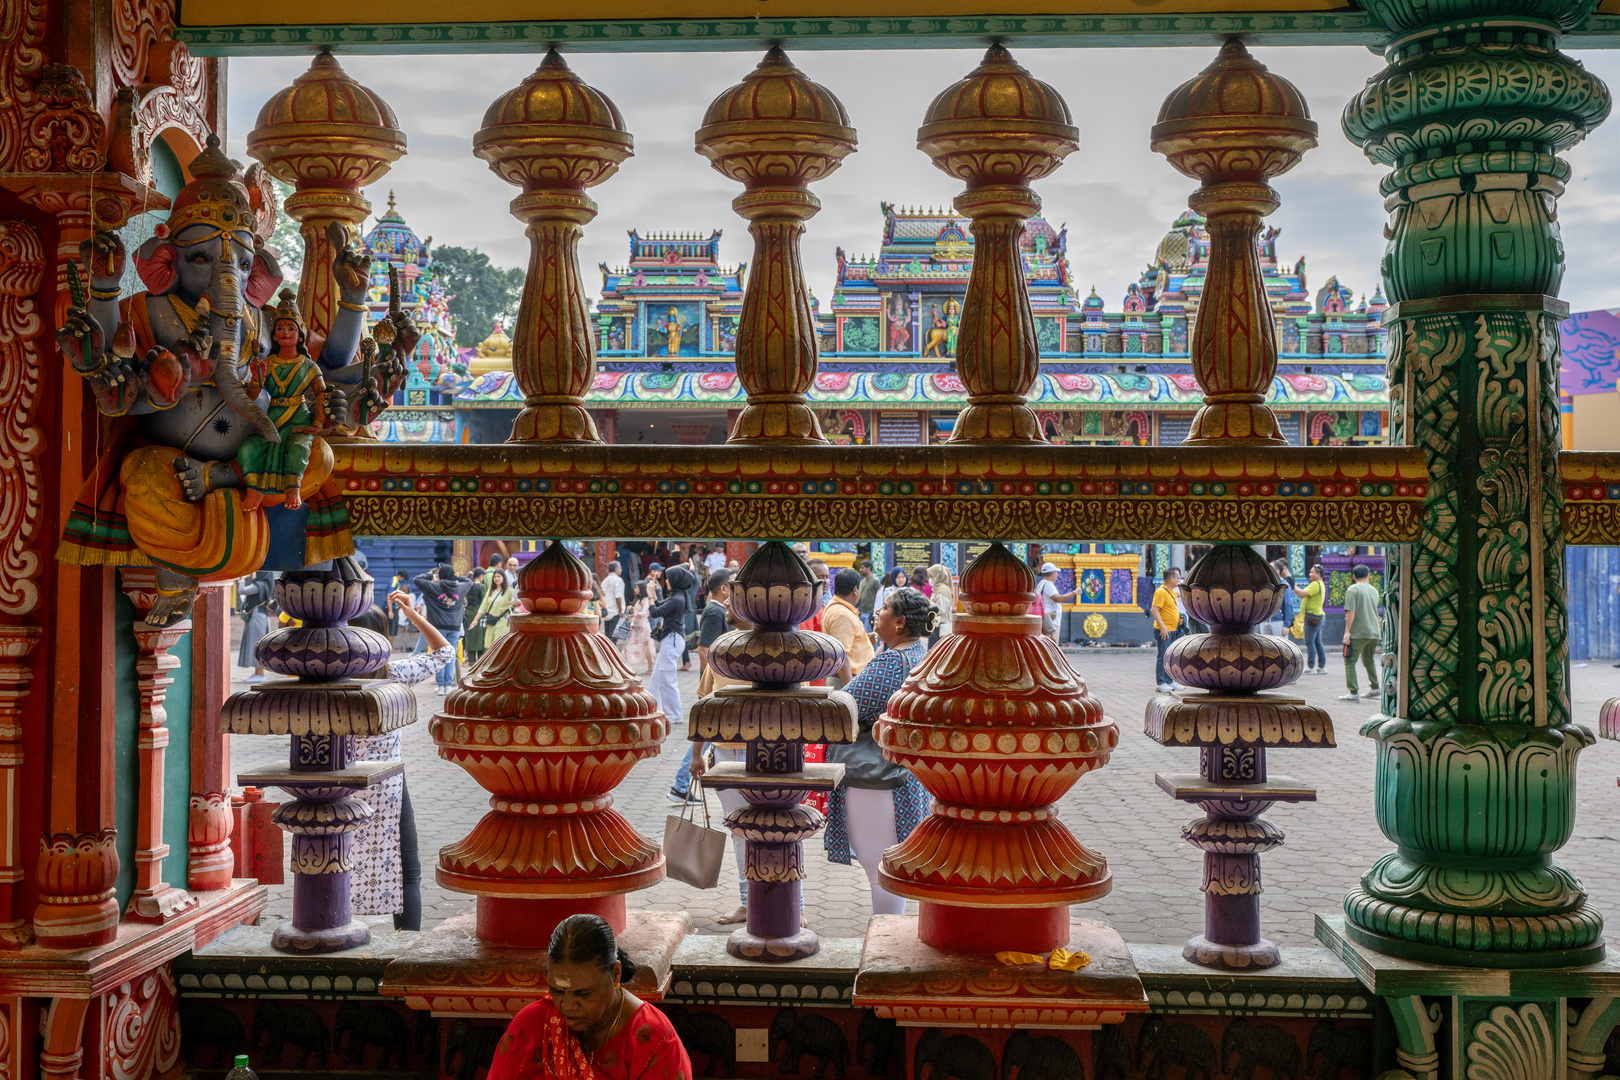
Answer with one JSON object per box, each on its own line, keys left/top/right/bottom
{"left": 239, "top": 543, "right": 1386, "bottom": 949}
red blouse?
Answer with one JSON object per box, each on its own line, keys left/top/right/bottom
{"left": 487, "top": 997, "right": 692, "bottom": 1080}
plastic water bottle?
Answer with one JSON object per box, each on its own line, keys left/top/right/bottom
{"left": 225, "top": 1054, "right": 256, "bottom": 1080}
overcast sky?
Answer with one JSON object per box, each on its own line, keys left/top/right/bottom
{"left": 225, "top": 46, "right": 1620, "bottom": 318}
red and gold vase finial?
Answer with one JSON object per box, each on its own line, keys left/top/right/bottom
{"left": 433, "top": 541, "right": 667, "bottom": 947}
{"left": 876, "top": 543, "right": 1117, "bottom": 953}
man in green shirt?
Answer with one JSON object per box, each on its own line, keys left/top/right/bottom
{"left": 856, "top": 559, "right": 880, "bottom": 631}
{"left": 1341, "top": 564, "right": 1382, "bottom": 702}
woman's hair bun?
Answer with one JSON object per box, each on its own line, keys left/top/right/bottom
{"left": 617, "top": 946, "right": 639, "bottom": 985}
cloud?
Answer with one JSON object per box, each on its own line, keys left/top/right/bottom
{"left": 225, "top": 45, "right": 1620, "bottom": 317}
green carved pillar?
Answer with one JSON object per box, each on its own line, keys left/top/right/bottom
{"left": 1340, "top": 0, "right": 1610, "bottom": 968}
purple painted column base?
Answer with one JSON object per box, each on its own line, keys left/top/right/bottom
{"left": 273, "top": 867, "right": 371, "bottom": 953}
{"left": 729, "top": 878, "right": 818, "bottom": 962}
{"left": 1184, "top": 854, "right": 1276, "bottom": 970}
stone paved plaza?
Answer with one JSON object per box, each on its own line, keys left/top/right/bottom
{"left": 230, "top": 638, "right": 1620, "bottom": 948}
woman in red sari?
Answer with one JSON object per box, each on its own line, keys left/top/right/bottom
{"left": 488, "top": 915, "right": 692, "bottom": 1080}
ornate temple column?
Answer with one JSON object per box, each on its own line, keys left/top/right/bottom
{"left": 1143, "top": 42, "right": 1332, "bottom": 971}
{"left": 1335, "top": 0, "right": 1610, "bottom": 968}
{"left": 1151, "top": 40, "right": 1315, "bottom": 444}
{"left": 0, "top": 627, "right": 41, "bottom": 947}
{"left": 119, "top": 568, "right": 198, "bottom": 923}
{"left": 918, "top": 47, "right": 1076, "bottom": 444}
{"left": 689, "top": 542, "right": 856, "bottom": 961}
{"left": 475, "top": 50, "right": 631, "bottom": 443}
{"left": 247, "top": 51, "right": 406, "bottom": 347}
{"left": 696, "top": 49, "right": 855, "bottom": 444}
{"left": 221, "top": 559, "right": 413, "bottom": 953}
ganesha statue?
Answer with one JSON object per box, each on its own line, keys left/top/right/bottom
{"left": 55, "top": 134, "right": 416, "bottom": 625}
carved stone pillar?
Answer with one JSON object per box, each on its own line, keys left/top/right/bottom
{"left": 689, "top": 542, "right": 856, "bottom": 961}
{"left": 917, "top": 47, "right": 1076, "bottom": 444}
{"left": 117, "top": 568, "right": 198, "bottom": 922}
{"left": 474, "top": 49, "right": 632, "bottom": 444}
{"left": 247, "top": 50, "right": 406, "bottom": 346}
{"left": 1150, "top": 40, "right": 1316, "bottom": 444}
{"left": 696, "top": 48, "right": 856, "bottom": 444}
{"left": 221, "top": 559, "right": 413, "bottom": 953}
{"left": 0, "top": 627, "right": 41, "bottom": 947}
{"left": 1336, "top": 0, "right": 1610, "bottom": 968}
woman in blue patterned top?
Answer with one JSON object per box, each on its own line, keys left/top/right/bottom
{"left": 824, "top": 588, "right": 937, "bottom": 917}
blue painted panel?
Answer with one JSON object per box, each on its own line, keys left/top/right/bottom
{"left": 1568, "top": 546, "right": 1620, "bottom": 661}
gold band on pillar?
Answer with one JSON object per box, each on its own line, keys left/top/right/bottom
{"left": 918, "top": 46, "right": 1077, "bottom": 445}
{"left": 696, "top": 48, "right": 856, "bottom": 445}
{"left": 475, "top": 50, "right": 632, "bottom": 444}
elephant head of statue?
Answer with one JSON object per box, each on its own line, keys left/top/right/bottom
{"left": 134, "top": 134, "right": 284, "bottom": 436}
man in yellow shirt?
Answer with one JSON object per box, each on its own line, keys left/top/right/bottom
{"left": 1151, "top": 567, "right": 1183, "bottom": 693}
{"left": 824, "top": 568, "right": 875, "bottom": 687}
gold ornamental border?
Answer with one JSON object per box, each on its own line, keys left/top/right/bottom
{"left": 333, "top": 442, "right": 1427, "bottom": 543}
{"left": 1562, "top": 451, "right": 1620, "bottom": 547}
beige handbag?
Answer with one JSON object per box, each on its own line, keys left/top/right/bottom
{"left": 663, "top": 789, "right": 727, "bottom": 890}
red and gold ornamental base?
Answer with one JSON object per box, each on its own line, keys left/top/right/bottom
{"left": 856, "top": 543, "right": 1146, "bottom": 1030}
{"left": 432, "top": 541, "right": 668, "bottom": 947}
{"left": 877, "top": 543, "right": 1117, "bottom": 954}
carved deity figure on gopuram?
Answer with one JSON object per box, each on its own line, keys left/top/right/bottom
{"left": 52, "top": 135, "right": 416, "bottom": 626}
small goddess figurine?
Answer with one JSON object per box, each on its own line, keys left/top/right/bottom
{"left": 236, "top": 290, "right": 328, "bottom": 511}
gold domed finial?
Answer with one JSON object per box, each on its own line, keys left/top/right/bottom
{"left": 473, "top": 49, "right": 631, "bottom": 445}
{"left": 470, "top": 319, "right": 515, "bottom": 375}
{"left": 247, "top": 51, "right": 406, "bottom": 344}
{"left": 695, "top": 49, "right": 857, "bottom": 446}
{"left": 916, "top": 46, "right": 1077, "bottom": 445}
{"left": 1152, "top": 38, "right": 1316, "bottom": 446}
{"left": 387, "top": 190, "right": 397, "bottom": 213}
{"left": 1152, "top": 38, "right": 1316, "bottom": 185}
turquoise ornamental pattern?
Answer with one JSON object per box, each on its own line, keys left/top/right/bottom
{"left": 174, "top": 11, "right": 1620, "bottom": 55}
{"left": 1339, "top": 0, "right": 1611, "bottom": 970}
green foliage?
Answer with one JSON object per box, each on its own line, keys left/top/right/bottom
{"left": 267, "top": 178, "right": 303, "bottom": 283}
{"left": 432, "top": 245, "right": 525, "bottom": 348}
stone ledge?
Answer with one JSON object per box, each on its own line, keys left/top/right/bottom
{"left": 177, "top": 914, "right": 411, "bottom": 998}
{"left": 1317, "top": 913, "right": 1620, "bottom": 999}
{"left": 378, "top": 910, "right": 691, "bottom": 1017}
{"left": 1130, "top": 942, "right": 1374, "bottom": 1018}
